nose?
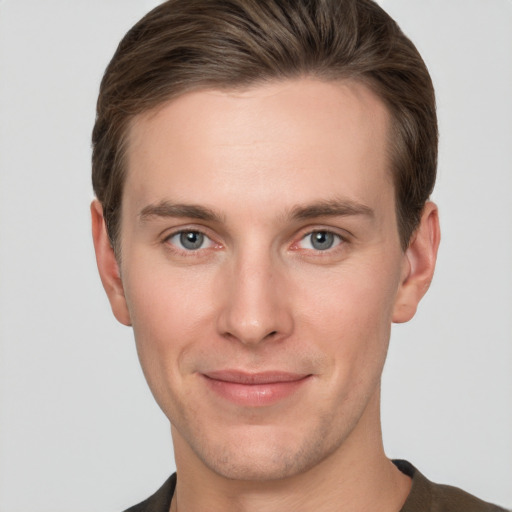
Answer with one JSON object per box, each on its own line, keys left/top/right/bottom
{"left": 216, "top": 251, "right": 293, "bottom": 346}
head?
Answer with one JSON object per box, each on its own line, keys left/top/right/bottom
{"left": 91, "top": 0, "right": 440, "bottom": 483}
{"left": 92, "top": 0, "right": 437, "bottom": 256}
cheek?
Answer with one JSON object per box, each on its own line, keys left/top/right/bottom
{"left": 122, "top": 265, "right": 216, "bottom": 387}
{"left": 125, "top": 254, "right": 217, "bottom": 333}
{"left": 297, "top": 262, "right": 400, "bottom": 369}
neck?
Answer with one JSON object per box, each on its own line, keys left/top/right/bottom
{"left": 171, "top": 390, "right": 411, "bottom": 512}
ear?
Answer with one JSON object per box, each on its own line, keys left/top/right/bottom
{"left": 91, "top": 200, "right": 132, "bottom": 326}
{"left": 393, "top": 201, "right": 441, "bottom": 323}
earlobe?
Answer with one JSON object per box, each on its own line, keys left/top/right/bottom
{"left": 91, "top": 200, "right": 132, "bottom": 326}
{"left": 392, "top": 201, "right": 441, "bottom": 323}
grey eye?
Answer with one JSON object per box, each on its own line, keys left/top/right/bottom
{"left": 310, "top": 231, "right": 335, "bottom": 250}
{"left": 166, "top": 230, "right": 216, "bottom": 252}
{"left": 298, "top": 230, "right": 342, "bottom": 251}
{"left": 179, "top": 231, "right": 205, "bottom": 250}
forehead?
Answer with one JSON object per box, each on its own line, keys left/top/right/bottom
{"left": 124, "top": 78, "right": 393, "bottom": 220}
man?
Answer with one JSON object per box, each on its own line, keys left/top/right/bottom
{"left": 90, "top": 1, "right": 507, "bottom": 511}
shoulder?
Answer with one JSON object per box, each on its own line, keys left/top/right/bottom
{"left": 395, "top": 460, "right": 509, "bottom": 512}
{"left": 123, "top": 474, "right": 176, "bottom": 512}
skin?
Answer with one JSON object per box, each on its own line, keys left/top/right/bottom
{"left": 92, "top": 78, "right": 440, "bottom": 512}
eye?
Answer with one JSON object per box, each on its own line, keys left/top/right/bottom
{"left": 166, "top": 230, "right": 215, "bottom": 251}
{"left": 298, "top": 230, "right": 342, "bottom": 251}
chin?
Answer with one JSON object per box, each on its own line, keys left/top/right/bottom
{"left": 188, "top": 423, "right": 336, "bottom": 482}
{"left": 202, "top": 450, "right": 314, "bottom": 482}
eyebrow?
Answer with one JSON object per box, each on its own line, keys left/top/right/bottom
{"left": 138, "top": 198, "right": 374, "bottom": 224}
{"left": 139, "top": 201, "right": 222, "bottom": 223}
{"left": 290, "top": 199, "right": 374, "bottom": 221}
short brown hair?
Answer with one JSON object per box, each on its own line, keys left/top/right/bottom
{"left": 92, "top": 0, "right": 437, "bottom": 252}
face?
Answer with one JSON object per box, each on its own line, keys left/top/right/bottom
{"left": 93, "top": 78, "right": 435, "bottom": 482}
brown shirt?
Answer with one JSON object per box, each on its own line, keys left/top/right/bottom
{"left": 394, "top": 460, "right": 507, "bottom": 512}
{"left": 123, "top": 460, "right": 508, "bottom": 512}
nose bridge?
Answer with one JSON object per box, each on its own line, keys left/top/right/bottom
{"left": 217, "top": 243, "right": 291, "bottom": 345}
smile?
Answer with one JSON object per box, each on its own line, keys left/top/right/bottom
{"left": 201, "top": 370, "right": 312, "bottom": 407}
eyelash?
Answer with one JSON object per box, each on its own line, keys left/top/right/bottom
{"left": 163, "top": 228, "right": 219, "bottom": 256}
{"left": 296, "top": 230, "right": 344, "bottom": 251}
{"left": 161, "top": 227, "right": 347, "bottom": 257}
{"left": 289, "top": 229, "right": 347, "bottom": 259}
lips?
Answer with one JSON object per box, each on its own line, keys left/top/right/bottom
{"left": 201, "top": 370, "right": 311, "bottom": 406}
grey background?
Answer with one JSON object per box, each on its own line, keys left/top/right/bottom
{"left": 0, "top": 1, "right": 511, "bottom": 511}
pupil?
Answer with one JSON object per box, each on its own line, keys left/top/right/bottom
{"left": 312, "top": 231, "right": 334, "bottom": 250}
{"left": 180, "top": 231, "right": 203, "bottom": 250}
